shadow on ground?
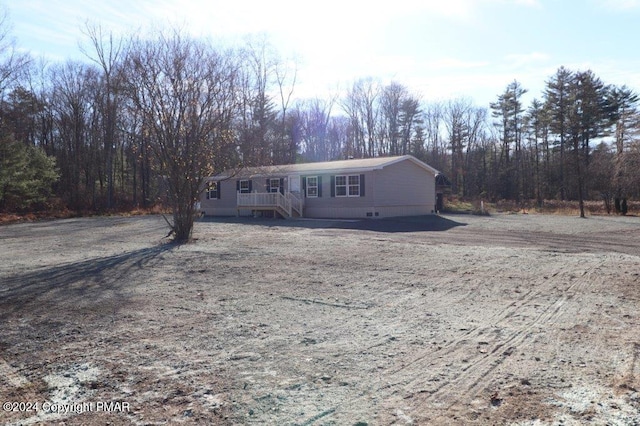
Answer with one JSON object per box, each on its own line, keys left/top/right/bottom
{"left": 0, "top": 243, "right": 176, "bottom": 320}
{"left": 201, "top": 214, "right": 468, "bottom": 233}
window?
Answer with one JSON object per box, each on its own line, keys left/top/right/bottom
{"left": 269, "top": 178, "right": 281, "bottom": 193}
{"left": 348, "top": 175, "right": 360, "bottom": 196}
{"left": 206, "top": 182, "right": 219, "bottom": 199}
{"left": 335, "top": 176, "right": 347, "bottom": 196}
{"left": 239, "top": 180, "right": 250, "bottom": 193}
{"left": 335, "top": 174, "right": 360, "bottom": 197}
{"left": 306, "top": 176, "right": 318, "bottom": 198}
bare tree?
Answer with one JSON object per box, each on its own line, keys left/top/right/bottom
{"left": 526, "top": 98, "right": 549, "bottom": 203}
{"left": 237, "top": 36, "right": 279, "bottom": 166}
{"left": 399, "top": 95, "right": 422, "bottom": 156}
{"left": 341, "top": 78, "right": 380, "bottom": 158}
{"left": 81, "top": 23, "right": 127, "bottom": 209}
{"left": 423, "top": 101, "right": 447, "bottom": 171}
{"left": 126, "top": 29, "right": 239, "bottom": 242}
{"left": 294, "top": 97, "right": 337, "bottom": 162}
{"left": 48, "top": 61, "right": 99, "bottom": 210}
{"left": 275, "top": 56, "right": 298, "bottom": 163}
{"left": 444, "top": 98, "right": 471, "bottom": 196}
{"left": 0, "top": 7, "right": 31, "bottom": 98}
{"left": 379, "top": 82, "right": 405, "bottom": 155}
{"left": 463, "top": 105, "right": 487, "bottom": 197}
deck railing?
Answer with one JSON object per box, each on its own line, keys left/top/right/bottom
{"left": 237, "top": 191, "right": 304, "bottom": 217}
{"left": 286, "top": 192, "right": 303, "bottom": 216}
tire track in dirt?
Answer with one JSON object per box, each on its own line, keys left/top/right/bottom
{"left": 436, "top": 227, "right": 640, "bottom": 256}
{"left": 292, "top": 249, "right": 553, "bottom": 421}
{"left": 383, "top": 266, "right": 559, "bottom": 377}
{"left": 298, "top": 273, "right": 551, "bottom": 423}
{"left": 321, "top": 258, "right": 608, "bottom": 423}
{"left": 414, "top": 260, "right": 607, "bottom": 408}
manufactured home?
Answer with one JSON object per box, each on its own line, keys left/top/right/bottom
{"left": 200, "top": 155, "right": 440, "bottom": 219}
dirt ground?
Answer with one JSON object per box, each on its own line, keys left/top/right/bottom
{"left": 1, "top": 212, "right": 639, "bottom": 425}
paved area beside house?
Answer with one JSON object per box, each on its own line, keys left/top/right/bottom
{"left": 1, "top": 213, "right": 639, "bottom": 425}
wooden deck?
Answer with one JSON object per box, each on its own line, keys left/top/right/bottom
{"left": 237, "top": 192, "right": 304, "bottom": 218}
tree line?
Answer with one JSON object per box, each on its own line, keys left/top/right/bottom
{"left": 0, "top": 17, "right": 638, "bottom": 238}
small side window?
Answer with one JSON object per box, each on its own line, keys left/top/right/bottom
{"left": 239, "top": 180, "right": 250, "bottom": 193}
{"left": 306, "top": 176, "right": 318, "bottom": 198}
{"left": 206, "top": 182, "right": 219, "bottom": 199}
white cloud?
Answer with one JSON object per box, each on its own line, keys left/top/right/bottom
{"left": 8, "top": 0, "right": 639, "bottom": 108}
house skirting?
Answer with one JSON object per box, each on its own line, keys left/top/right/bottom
{"left": 202, "top": 204, "right": 434, "bottom": 219}
{"left": 304, "top": 205, "right": 433, "bottom": 219}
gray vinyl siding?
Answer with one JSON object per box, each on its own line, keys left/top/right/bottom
{"left": 201, "top": 156, "right": 437, "bottom": 218}
{"left": 201, "top": 177, "right": 289, "bottom": 216}
{"left": 303, "top": 173, "right": 372, "bottom": 209}
{"left": 303, "top": 161, "right": 435, "bottom": 218}
{"left": 200, "top": 179, "right": 241, "bottom": 216}
{"left": 373, "top": 160, "right": 436, "bottom": 212}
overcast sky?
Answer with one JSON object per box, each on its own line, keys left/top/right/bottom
{"left": 6, "top": 0, "right": 640, "bottom": 107}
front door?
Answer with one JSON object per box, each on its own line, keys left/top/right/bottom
{"left": 289, "top": 175, "right": 301, "bottom": 193}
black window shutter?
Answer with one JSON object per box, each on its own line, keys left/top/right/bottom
{"left": 317, "top": 176, "right": 322, "bottom": 197}
{"left": 248, "top": 180, "right": 253, "bottom": 192}
{"left": 360, "top": 174, "right": 365, "bottom": 197}
{"left": 330, "top": 176, "right": 335, "bottom": 197}
{"left": 266, "top": 179, "right": 270, "bottom": 192}
{"left": 279, "top": 178, "right": 284, "bottom": 194}
{"left": 236, "top": 180, "right": 240, "bottom": 191}
{"left": 302, "top": 176, "right": 307, "bottom": 197}
{"left": 217, "top": 182, "right": 221, "bottom": 199}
